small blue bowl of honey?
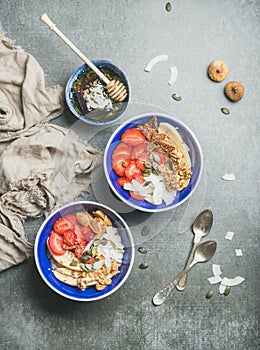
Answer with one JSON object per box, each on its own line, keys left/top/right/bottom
{"left": 65, "top": 60, "right": 130, "bottom": 126}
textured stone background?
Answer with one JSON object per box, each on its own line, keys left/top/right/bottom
{"left": 0, "top": 1, "right": 259, "bottom": 349}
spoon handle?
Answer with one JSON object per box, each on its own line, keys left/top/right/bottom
{"left": 176, "top": 242, "right": 198, "bottom": 290}
{"left": 153, "top": 271, "right": 184, "bottom": 306}
{"left": 39, "top": 13, "right": 110, "bottom": 85}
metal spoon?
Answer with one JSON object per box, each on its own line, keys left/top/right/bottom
{"left": 40, "top": 13, "right": 127, "bottom": 102}
{"left": 176, "top": 209, "right": 213, "bottom": 291}
{"left": 152, "top": 240, "right": 217, "bottom": 306}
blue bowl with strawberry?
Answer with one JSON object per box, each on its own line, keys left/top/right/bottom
{"left": 104, "top": 113, "right": 203, "bottom": 212}
{"left": 34, "top": 201, "right": 135, "bottom": 301}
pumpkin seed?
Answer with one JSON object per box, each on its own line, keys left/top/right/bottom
{"left": 224, "top": 287, "right": 231, "bottom": 296}
{"left": 144, "top": 161, "right": 152, "bottom": 169}
{"left": 139, "top": 262, "right": 149, "bottom": 269}
{"left": 138, "top": 247, "right": 148, "bottom": 254}
{"left": 206, "top": 290, "right": 214, "bottom": 299}
{"left": 172, "top": 93, "right": 182, "bottom": 101}
{"left": 165, "top": 2, "right": 172, "bottom": 12}
{"left": 221, "top": 107, "right": 230, "bottom": 115}
{"left": 141, "top": 225, "right": 151, "bottom": 236}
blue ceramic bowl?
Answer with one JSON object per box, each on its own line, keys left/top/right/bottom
{"left": 65, "top": 60, "right": 130, "bottom": 125}
{"left": 34, "top": 201, "right": 135, "bottom": 301}
{"left": 104, "top": 113, "right": 203, "bottom": 212}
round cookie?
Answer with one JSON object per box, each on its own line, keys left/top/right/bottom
{"left": 208, "top": 60, "right": 229, "bottom": 82}
{"left": 224, "top": 81, "right": 244, "bottom": 102}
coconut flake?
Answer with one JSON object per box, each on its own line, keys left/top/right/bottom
{"left": 221, "top": 173, "right": 236, "bottom": 181}
{"left": 219, "top": 283, "right": 227, "bottom": 294}
{"left": 144, "top": 55, "right": 168, "bottom": 72}
{"left": 168, "top": 66, "right": 178, "bottom": 85}
{"left": 208, "top": 275, "right": 223, "bottom": 284}
{"left": 225, "top": 231, "right": 235, "bottom": 241}
{"left": 212, "top": 264, "right": 222, "bottom": 276}
{"left": 235, "top": 249, "right": 243, "bottom": 256}
{"left": 152, "top": 182, "right": 163, "bottom": 205}
{"left": 221, "top": 276, "right": 245, "bottom": 287}
{"left": 161, "top": 183, "right": 176, "bottom": 205}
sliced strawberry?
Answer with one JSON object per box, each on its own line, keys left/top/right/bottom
{"left": 64, "top": 214, "right": 77, "bottom": 227}
{"left": 133, "top": 173, "right": 145, "bottom": 184}
{"left": 121, "top": 128, "right": 146, "bottom": 146}
{"left": 48, "top": 231, "right": 66, "bottom": 255}
{"left": 81, "top": 226, "right": 95, "bottom": 242}
{"left": 112, "top": 143, "right": 132, "bottom": 159}
{"left": 129, "top": 191, "right": 145, "bottom": 201}
{"left": 53, "top": 217, "right": 74, "bottom": 235}
{"left": 125, "top": 161, "right": 142, "bottom": 179}
{"left": 74, "top": 246, "right": 85, "bottom": 259}
{"left": 62, "top": 242, "right": 77, "bottom": 250}
{"left": 134, "top": 158, "right": 146, "bottom": 172}
{"left": 112, "top": 156, "right": 131, "bottom": 176}
{"left": 116, "top": 177, "right": 132, "bottom": 187}
{"left": 131, "top": 143, "right": 147, "bottom": 159}
{"left": 63, "top": 230, "right": 77, "bottom": 247}
{"left": 139, "top": 151, "right": 151, "bottom": 163}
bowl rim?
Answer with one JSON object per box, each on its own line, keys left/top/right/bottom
{"left": 103, "top": 112, "right": 204, "bottom": 212}
{"left": 65, "top": 60, "right": 131, "bottom": 126}
{"left": 34, "top": 200, "right": 135, "bottom": 301}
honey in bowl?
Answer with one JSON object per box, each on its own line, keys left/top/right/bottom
{"left": 71, "top": 67, "right": 127, "bottom": 124}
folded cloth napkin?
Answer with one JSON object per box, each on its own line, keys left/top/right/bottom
{"left": 0, "top": 33, "right": 64, "bottom": 142}
{"left": 0, "top": 34, "right": 99, "bottom": 271}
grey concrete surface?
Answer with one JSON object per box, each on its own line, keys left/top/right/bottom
{"left": 0, "top": 1, "right": 259, "bottom": 349}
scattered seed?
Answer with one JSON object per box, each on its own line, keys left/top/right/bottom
{"left": 206, "top": 290, "right": 214, "bottom": 299}
{"left": 172, "top": 93, "right": 182, "bottom": 101}
{"left": 221, "top": 107, "right": 230, "bottom": 115}
{"left": 139, "top": 262, "right": 149, "bottom": 269}
{"left": 138, "top": 247, "right": 148, "bottom": 254}
{"left": 141, "top": 225, "right": 151, "bottom": 236}
{"left": 224, "top": 287, "right": 231, "bottom": 296}
{"left": 153, "top": 153, "right": 161, "bottom": 163}
{"left": 165, "top": 2, "right": 172, "bottom": 12}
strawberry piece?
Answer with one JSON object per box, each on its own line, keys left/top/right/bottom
{"left": 134, "top": 158, "right": 146, "bottom": 172}
{"left": 74, "top": 246, "right": 85, "bottom": 259}
{"left": 112, "top": 156, "right": 131, "bottom": 176}
{"left": 81, "top": 226, "right": 95, "bottom": 242}
{"left": 63, "top": 230, "right": 77, "bottom": 247}
{"left": 131, "top": 143, "right": 147, "bottom": 159}
{"left": 64, "top": 214, "right": 77, "bottom": 228}
{"left": 112, "top": 143, "right": 132, "bottom": 159}
{"left": 116, "top": 177, "right": 132, "bottom": 187}
{"left": 53, "top": 217, "right": 74, "bottom": 235}
{"left": 48, "top": 231, "right": 66, "bottom": 255}
{"left": 121, "top": 128, "right": 146, "bottom": 146}
{"left": 129, "top": 191, "right": 145, "bottom": 201}
{"left": 125, "top": 161, "right": 142, "bottom": 179}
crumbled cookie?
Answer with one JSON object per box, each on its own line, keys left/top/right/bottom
{"left": 208, "top": 60, "right": 228, "bottom": 82}
{"left": 224, "top": 81, "right": 244, "bottom": 102}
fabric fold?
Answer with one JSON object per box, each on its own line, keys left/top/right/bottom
{"left": 0, "top": 33, "right": 64, "bottom": 142}
{"left": 0, "top": 33, "right": 100, "bottom": 271}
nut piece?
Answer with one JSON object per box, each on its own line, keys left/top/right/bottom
{"left": 224, "top": 81, "right": 244, "bottom": 102}
{"left": 208, "top": 60, "right": 228, "bottom": 82}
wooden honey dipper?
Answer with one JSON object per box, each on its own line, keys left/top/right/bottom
{"left": 40, "top": 13, "right": 127, "bottom": 102}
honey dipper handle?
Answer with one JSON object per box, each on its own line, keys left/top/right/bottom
{"left": 39, "top": 13, "right": 110, "bottom": 85}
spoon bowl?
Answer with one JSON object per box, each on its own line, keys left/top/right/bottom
{"left": 193, "top": 209, "right": 213, "bottom": 239}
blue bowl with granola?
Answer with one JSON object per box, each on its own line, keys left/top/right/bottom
{"left": 104, "top": 113, "right": 203, "bottom": 212}
{"left": 34, "top": 201, "right": 135, "bottom": 301}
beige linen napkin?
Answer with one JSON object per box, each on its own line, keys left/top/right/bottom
{"left": 0, "top": 34, "right": 99, "bottom": 271}
{"left": 0, "top": 33, "right": 64, "bottom": 142}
